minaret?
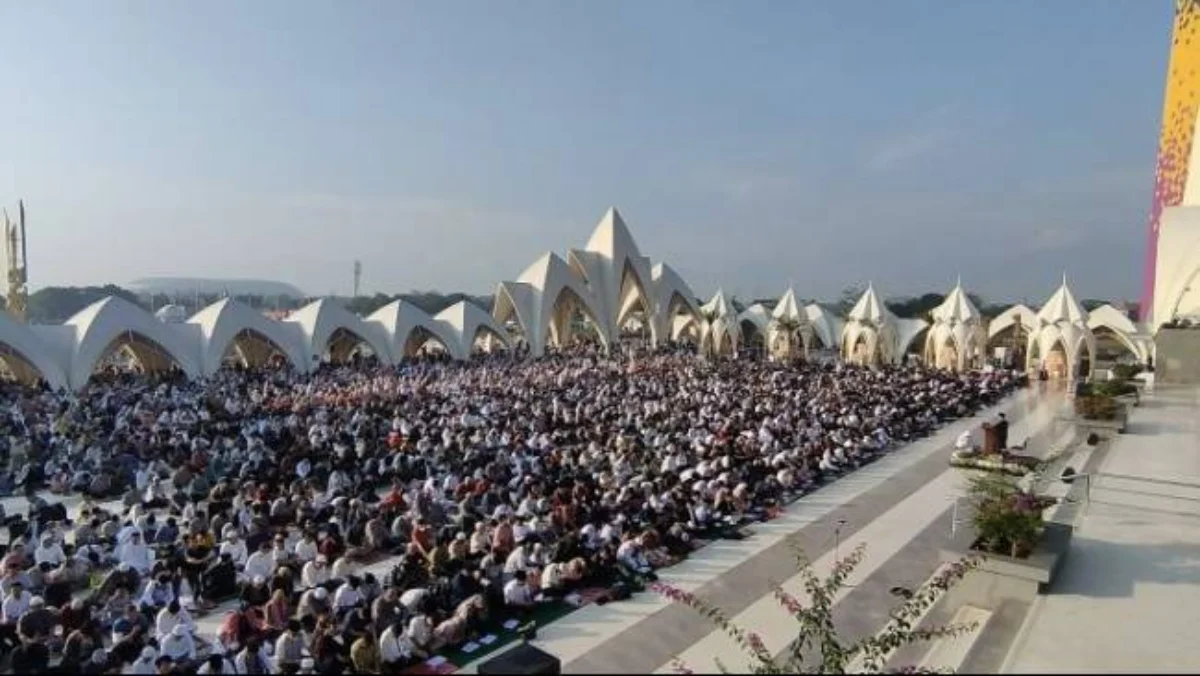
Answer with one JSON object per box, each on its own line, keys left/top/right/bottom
{"left": 3, "top": 200, "right": 29, "bottom": 322}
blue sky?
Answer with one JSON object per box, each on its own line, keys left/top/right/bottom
{"left": 0, "top": 1, "right": 1175, "bottom": 305}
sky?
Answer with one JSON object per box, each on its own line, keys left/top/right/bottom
{"left": 0, "top": 1, "right": 1176, "bottom": 305}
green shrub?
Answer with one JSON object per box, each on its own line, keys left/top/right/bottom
{"left": 1075, "top": 394, "right": 1118, "bottom": 420}
{"left": 1089, "top": 380, "right": 1137, "bottom": 398}
{"left": 967, "top": 474, "right": 1056, "bottom": 559}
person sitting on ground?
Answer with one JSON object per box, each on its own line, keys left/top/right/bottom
{"left": 502, "top": 570, "right": 535, "bottom": 614}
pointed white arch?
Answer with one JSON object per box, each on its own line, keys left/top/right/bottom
{"left": 189, "top": 298, "right": 308, "bottom": 374}
{"left": 1086, "top": 304, "right": 1150, "bottom": 363}
{"left": 566, "top": 208, "right": 657, "bottom": 346}
{"left": 284, "top": 298, "right": 393, "bottom": 366}
{"left": 650, "top": 262, "right": 702, "bottom": 345}
{"left": 66, "top": 296, "right": 202, "bottom": 389}
{"left": 366, "top": 300, "right": 459, "bottom": 361}
{"left": 437, "top": 300, "right": 512, "bottom": 359}
{"left": 0, "top": 310, "right": 68, "bottom": 389}
{"left": 804, "top": 304, "right": 842, "bottom": 350}
{"left": 491, "top": 252, "right": 608, "bottom": 357}
{"left": 987, "top": 304, "right": 1038, "bottom": 340}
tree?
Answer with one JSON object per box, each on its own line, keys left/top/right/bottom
{"left": 653, "top": 540, "right": 980, "bottom": 674}
{"left": 834, "top": 287, "right": 864, "bottom": 316}
{"left": 886, "top": 293, "right": 945, "bottom": 320}
{"left": 26, "top": 285, "right": 147, "bottom": 323}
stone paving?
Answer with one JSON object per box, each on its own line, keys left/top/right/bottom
{"left": 461, "top": 384, "right": 1069, "bottom": 674}
{"left": 1003, "top": 386, "right": 1200, "bottom": 674}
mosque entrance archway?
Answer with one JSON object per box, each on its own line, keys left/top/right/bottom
{"left": 221, "top": 328, "right": 294, "bottom": 371}
{"left": 92, "top": 331, "right": 186, "bottom": 382}
{"left": 324, "top": 327, "right": 378, "bottom": 365}
{"left": 0, "top": 343, "right": 49, "bottom": 387}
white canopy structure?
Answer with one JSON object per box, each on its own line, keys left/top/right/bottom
{"left": 737, "top": 303, "right": 771, "bottom": 354}
{"left": 566, "top": 208, "right": 656, "bottom": 343}
{"left": 435, "top": 300, "right": 511, "bottom": 360}
{"left": 804, "top": 303, "right": 843, "bottom": 351}
{"left": 768, "top": 288, "right": 813, "bottom": 359}
{"left": 493, "top": 208, "right": 703, "bottom": 356}
{"left": 284, "top": 298, "right": 393, "bottom": 367}
{"left": 650, "top": 262, "right": 703, "bottom": 344}
{"left": 841, "top": 284, "right": 927, "bottom": 366}
{"left": 493, "top": 252, "right": 608, "bottom": 358}
{"left": 1026, "top": 276, "right": 1095, "bottom": 381}
{"left": 366, "top": 300, "right": 459, "bottom": 361}
{"left": 923, "top": 281, "right": 986, "bottom": 372}
{"left": 189, "top": 298, "right": 308, "bottom": 374}
{"left": 0, "top": 310, "right": 68, "bottom": 389}
{"left": 699, "top": 290, "right": 741, "bottom": 357}
{"left": 64, "top": 296, "right": 203, "bottom": 389}
{"left": 0, "top": 205, "right": 1164, "bottom": 390}
{"left": 1086, "top": 303, "right": 1153, "bottom": 364}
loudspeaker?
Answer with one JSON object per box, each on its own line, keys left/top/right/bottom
{"left": 477, "top": 642, "right": 561, "bottom": 675}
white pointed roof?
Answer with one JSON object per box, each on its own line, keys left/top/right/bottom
{"left": 284, "top": 298, "right": 393, "bottom": 364}
{"left": 772, "top": 288, "right": 805, "bottom": 321}
{"left": 0, "top": 310, "right": 68, "bottom": 389}
{"left": 66, "top": 295, "right": 202, "bottom": 388}
{"left": 189, "top": 297, "right": 308, "bottom": 373}
{"left": 702, "top": 289, "right": 736, "bottom": 320}
{"left": 1036, "top": 275, "right": 1088, "bottom": 325}
{"left": 930, "top": 282, "right": 981, "bottom": 324}
{"left": 366, "top": 299, "right": 458, "bottom": 360}
{"left": 737, "top": 303, "right": 771, "bottom": 333}
{"left": 435, "top": 300, "right": 511, "bottom": 359}
{"left": 584, "top": 207, "right": 643, "bottom": 259}
{"left": 847, "top": 284, "right": 894, "bottom": 324}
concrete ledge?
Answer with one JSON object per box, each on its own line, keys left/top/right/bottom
{"left": 939, "top": 521, "right": 1074, "bottom": 609}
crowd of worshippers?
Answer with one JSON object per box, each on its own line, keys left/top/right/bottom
{"left": 0, "top": 344, "right": 1024, "bottom": 673}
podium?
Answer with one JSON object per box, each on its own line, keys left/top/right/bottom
{"left": 981, "top": 423, "right": 1000, "bottom": 455}
{"left": 477, "top": 643, "right": 562, "bottom": 675}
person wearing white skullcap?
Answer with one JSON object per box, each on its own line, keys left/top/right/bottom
{"left": 159, "top": 623, "right": 196, "bottom": 662}
{"left": 125, "top": 646, "right": 157, "bottom": 675}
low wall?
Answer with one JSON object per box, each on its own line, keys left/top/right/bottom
{"left": 1155, "top": 328, "right": 1200, "bottom": 385}
{"left": 938, "top": 521, "right": 1074, "bottom": 610}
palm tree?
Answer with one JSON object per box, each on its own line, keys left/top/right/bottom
{"left": 772, "top": 316, "right": 802, "bottom": 360}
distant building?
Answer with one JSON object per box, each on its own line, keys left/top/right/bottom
{"left": 128, "top": 277, "right": 306, "bottom": 301}
{"left": 154, "top": 304, "right": 188, "bottom": 324}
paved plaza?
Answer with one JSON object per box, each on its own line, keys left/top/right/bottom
{"left": 462, "top": 385, "right": 1070, "bottom": 674}
{"left": 1003, "top": 386, "right": 1200, "bottom": 674}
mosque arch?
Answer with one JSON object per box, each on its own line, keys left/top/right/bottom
{"left": 1091, "top": 325, "right": 1143, "bottom": 365}
{"left": 400, "top": 325, "right": 452, "bottom": 358}
{"left": 0, "top": 312, "right": 68, "bottom": 389}
{"left": 0, "top": 342, "right": 54, "bottom": 388}
{"left": 324, "top": 326, "right": 380, "bottom": 364}
{"left": 546, "top": 285, "right": 608, "bottom": 350}
{"left": 90, "top": 330, "right": 190, "bottom": 381}
{"left": 221, "top": 328, "right": 297, "bottom": 370}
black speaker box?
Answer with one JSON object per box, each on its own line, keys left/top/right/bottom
{"left": 477, "top": 642, "right": 562, "bottom": 675}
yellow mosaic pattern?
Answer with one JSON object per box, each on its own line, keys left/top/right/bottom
{"left": 1144, "top": 0, "right": 1200, "bottom": 317}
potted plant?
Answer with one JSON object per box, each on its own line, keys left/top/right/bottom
{"left": 968, "top": 474, "right": 1056, "bottom": 559}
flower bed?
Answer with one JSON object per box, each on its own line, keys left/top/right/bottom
{"left": 967, "top": 473, "right": 1057, "bottom": 559}
{"left": 949, "top": 450, "right": 1036, "bottom": 476}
